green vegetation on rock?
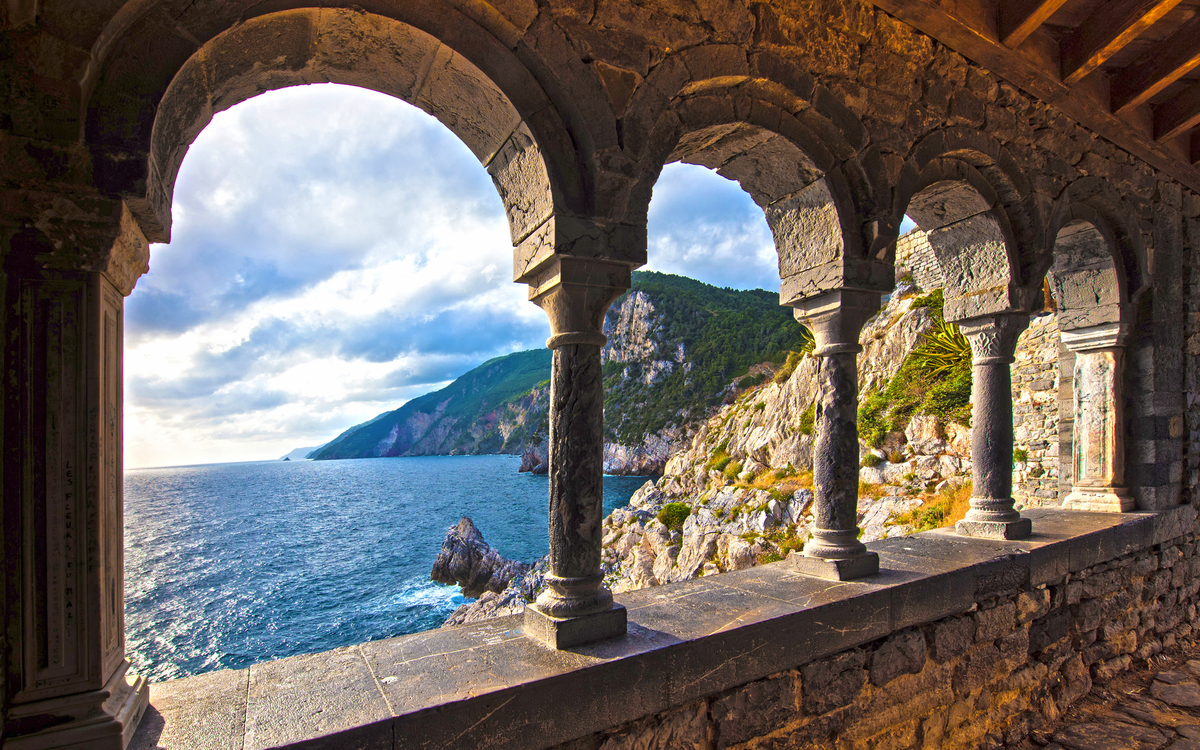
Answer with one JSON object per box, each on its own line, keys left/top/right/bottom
{"left": 657, "top": 502, "right": 691, "bottom": 530}
{"left": 311, "top": 349, "right": 552, "bottom": 460}
{"left": 857, "top": 290, "right": 972, "bottom": 448}
{"left": 603, "top": 272, "right": 814, "bottom": 445}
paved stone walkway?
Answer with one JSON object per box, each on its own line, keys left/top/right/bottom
{"left": 1006, "top": 639, "right": 1200, "bottom": 750}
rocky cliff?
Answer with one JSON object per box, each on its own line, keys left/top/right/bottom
{"left": 442, "top": 282, "right": 984, "bottom": 622}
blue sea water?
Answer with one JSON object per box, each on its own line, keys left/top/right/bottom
{"left": 123, "top": 455, "right": 647, "bottom": 682}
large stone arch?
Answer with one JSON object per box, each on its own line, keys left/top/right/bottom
{"left": 1043, "top": 178, "right": 1148, "bottom": 513}
{"left": 618, "top": 47, "right": 893, "bottom": 304}
{"left": 898, "top": 129, "right": 1044, "bottom": 322}
{"left": 82, "top": 4, "right": 602, "bottom": 284}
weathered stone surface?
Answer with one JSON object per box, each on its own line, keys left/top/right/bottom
{"left": 869, "top": 628, "right": 927, "bottom": 687}
{"left": 1054, "top": 723, "right": 1169, "bottom": 750}
{"left": 430, "top": 517, "right": 532, "bottom": 598}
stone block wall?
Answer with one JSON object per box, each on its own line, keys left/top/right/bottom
{"left": 1012, "top": 314, "right": 1063, "bottom": 508}
{"left": 895, "top": 229, "right": 944, "bottom": 292}
{"left": 561, "top": 521, "right": 1200, "bottom": 750}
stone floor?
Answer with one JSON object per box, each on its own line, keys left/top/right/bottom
{"left": 1006, "top": 638, "right": 1200, "bottom": 750}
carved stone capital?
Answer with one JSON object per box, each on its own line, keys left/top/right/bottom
{"left": 790, "top": 288, "right": 882, "bottom": 356}
{"left": 1060, "top": 320, "right": 1130, "bottom": 352}
{"left": 958, "top": 313, "right": 1029, "bottom": 365}
{"left": 528, "top": 256, "right": 631, "bottom": 348}
{"left": 92, "top": 202, "right": 151, "bottom": 296}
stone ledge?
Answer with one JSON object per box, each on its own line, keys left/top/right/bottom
{"left": 129, "top": 505, "right": 1197, "bottom": 750}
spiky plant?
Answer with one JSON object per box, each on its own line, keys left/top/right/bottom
{"left": 914, "top": 319, "right": 971, "bottom": 380}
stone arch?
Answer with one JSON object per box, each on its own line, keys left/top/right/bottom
{"left": 1041, "top": 178, "right": 1147, "bottom": 513}
{"left": 83, "top": 5, "right": 591, "bottom": 278}
{"left": 1045, "top": 178, "right": 1147, "bottom": 328}
{"left": 619, "top": 52, "right": 892, "bottom": 303}
{"left": 898, "top": 129, "right": 1043, "bottom": 322}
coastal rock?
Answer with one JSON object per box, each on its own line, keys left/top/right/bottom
{"left": 430, "top": 517, "right": 531, "bottom": 598}
{"left": 519, "top": 442, "right": 548, "bottom": 474}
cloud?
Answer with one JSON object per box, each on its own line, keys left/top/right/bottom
{"left": 644, "top": 163, "right": 780, "bottom": 292}
{"left": 123, "top": 85, "right": 784, "bottom": 468}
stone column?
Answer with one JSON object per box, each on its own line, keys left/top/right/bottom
{"left": 790, "top": 289, "right": 881, "bottom": 580}
{"left": 1061, "top": 322, "right": 1133, "bottom": 512}
{"left": 956, "top": 313, "right": 1033, "bottom": 540}
{"left": 523, "top": 257, "right": 630, "bottom": 649}
{"left": 3, "top": 211, "right": 150, "bottom": 748}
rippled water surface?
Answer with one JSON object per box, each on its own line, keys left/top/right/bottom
{"left": 124, "top": 455, "right": 646, "bottom": 681}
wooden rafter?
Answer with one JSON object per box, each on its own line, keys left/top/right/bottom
{"left": 999, "top": 0, "right": 1072, "bottom": 48}
{"left": 1061, "top": 0, "right": 1185, "bottom": 85}
{"left": 1156, "top": 83, "right": 1200, "bottom": 140}
{"left": 1191, "top": 131, "right": 1200, "bottom": 165}
{"left": 1111, "top": 13, "right": 1200, "bottom": 113}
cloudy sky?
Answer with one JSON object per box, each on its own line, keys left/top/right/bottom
{"left": 124, "top": 84, "right": 782, "bottom": 468}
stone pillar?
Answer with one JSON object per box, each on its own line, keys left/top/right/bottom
{"left": 1061, "top": 322, "right": 1133, "bottom": 512}
{"left": 956, "top": 313, "right": 1033, "bottom": 540}
{"left": 2, "top": 211, "right": 150, "bottom": 748}
{"left": 790, "top": 289, "right": 881, "bottom": 580}
{"left": 523, "top": 257, "right": 630, "bottom": 649}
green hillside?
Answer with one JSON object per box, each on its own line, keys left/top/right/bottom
{"left": 307, "top": 271, "right": 812, "bottom": 461}
{"left": 310, "top": 348, "right": 552, "bottom": 460}
{"left": 602, "top": 271, "right": 813, "bottom": 444}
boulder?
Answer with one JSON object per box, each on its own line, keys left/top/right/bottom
{"left": 430, "top": 517, "right": 531, "bottom": 598}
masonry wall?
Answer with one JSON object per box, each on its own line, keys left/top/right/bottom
{"left": 558, "top": 517, "right": 1200, "bottom": 750}
{"left": 1012, "top": 314, "right": 1063, "bottom": 508}
{"left": 895, "top": 229, "right": 945, "bottom": 293}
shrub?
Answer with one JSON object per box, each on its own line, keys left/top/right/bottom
{"left": 861, "top": 453, "right": 884, "bottom": 468}
{"left": 712, "top": 455, "right": 733, "bottom": 473}
{"left": 723, "top": 460, "right": 743, "bottom": 481}
{"left": 914, "top": 318, "right": 972, "bottom": 381}
{"left": 774, "top": 351, "right": 804, "bottom": 383}
{"left": 894, "top": 482, "right": 972, "bottom": 532}
{"left": 798, "top": 404, "right": 816, "bottom": 436}
{"left": 1013, "top": 448, "right": 1029, "bottom": 463}
{"left": 657, "top": 502, "right": 691, "bottom": 530}
{"left": 911, "top": 288, "right": 945, "bottom": 316}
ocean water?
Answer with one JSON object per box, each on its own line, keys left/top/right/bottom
{"left": 124, "top": 455, "right": 647, "bottom": 682}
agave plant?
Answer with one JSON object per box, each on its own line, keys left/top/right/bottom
{"left": 914, "top": 318, "right": 971, "bottom": 380}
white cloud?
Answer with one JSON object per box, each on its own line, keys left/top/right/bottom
{"left": 124, "top": 85, "right": 782, "bottom": 468}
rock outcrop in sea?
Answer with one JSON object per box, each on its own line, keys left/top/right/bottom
{"left": 429, "top": 517, "right": 532, "bottom": 599}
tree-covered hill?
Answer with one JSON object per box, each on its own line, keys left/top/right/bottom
{"left": 601, "top": 271, "right": 812, "bottom": 445}
{"left": 303, "top": 272, "right": 812, "bottom": 468}
{"left": 309, "top": 348, "right": 551, "bottom": 460}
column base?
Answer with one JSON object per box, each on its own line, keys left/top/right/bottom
{"left": 4, "top": 661, "right": 149, "bottom": 750}
{"left": 524, "top": 602, "right": 627, "bottom": 649}
{"left": 1063, "top": 487, "right": 1134, "bottom": 513}
{"left": 790, "top": 550, "right": 880, "bottom": 581}
{"left": 956, "top": 516, "right": 1032, "bottom": 540}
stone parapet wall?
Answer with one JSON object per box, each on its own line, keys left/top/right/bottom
{"left": 561, "top": 509, "right": 1200, "bottom": 750}
{"left": 1012, "top": 314, "right": 1063, "bottom": 508}
{"left": 895, "top": 229, "right": 945, "bottom": 292}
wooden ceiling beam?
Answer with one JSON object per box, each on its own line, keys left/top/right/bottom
{"left": 1111, "top": 13, "right": 1200, "bottom": 113}
{"left": 1061, "top": 0, "right": 1185, "bottom": 85}
{"left": 1191, "top": 131, "right": 1200, "bottom": 164}
{"left": 1000, "top": 0, "right": 1072, "bottom": 49}
{"left": 1156, "top": 84, "right": 1200, "bottom": 140}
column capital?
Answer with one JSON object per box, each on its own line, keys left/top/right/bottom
{"left": 790, "top": 288, "right": 881, "bottom": 356}
{"left": 1060, "top": 321, "right": 1131, "bottom": 352}
{"left": 958, "top": 313, "right": 1029, "bottom": 365}
{"left": 527, "top": 256, "right": 631, "bottom": 349}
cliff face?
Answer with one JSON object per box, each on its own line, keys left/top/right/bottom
{"left": 310, "top": 350, "right": 551, "bottom": 460}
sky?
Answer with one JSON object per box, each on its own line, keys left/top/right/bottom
{"left": 124, "top": 84, "right": 783, "bottom": 468}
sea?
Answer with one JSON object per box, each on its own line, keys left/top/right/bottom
{"left": 123, "top": 454, "right": 648, "bottom": 682}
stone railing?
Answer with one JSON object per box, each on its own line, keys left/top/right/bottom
{"left": 130, "top": 504, "right": 1198, "bottom": 749}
